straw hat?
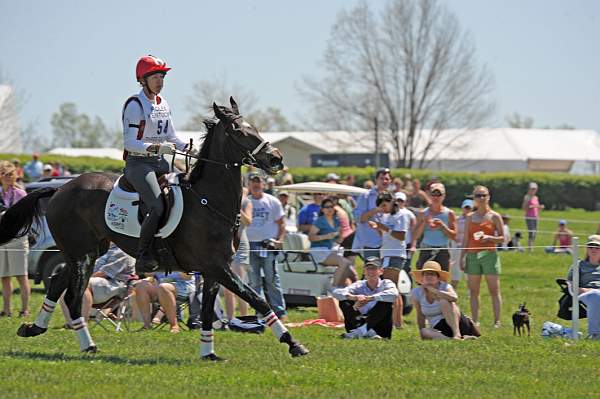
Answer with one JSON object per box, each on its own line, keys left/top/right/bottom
{"left": 412, "top": 261, "right": 450, "bottom": 284}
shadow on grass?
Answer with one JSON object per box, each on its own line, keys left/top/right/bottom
{"left": 4, "top": 350, "right": 185, "bottom": 366}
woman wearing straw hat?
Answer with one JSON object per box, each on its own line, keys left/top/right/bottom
{"left": 411, "top": 261, "right": 479, "bottom": 340}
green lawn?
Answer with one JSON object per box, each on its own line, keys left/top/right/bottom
{"left": 0, "top": 209, "right": 599, "bottom": 398}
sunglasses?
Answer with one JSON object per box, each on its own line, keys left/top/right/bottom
{"left": 430, "top": 191, "right": 443, "bottom": 197}
{"left": 321, "top": 205, "right": 334, "bottom": 209}
{"left": 474, "top": 193, "right": 488, "bottom": 198}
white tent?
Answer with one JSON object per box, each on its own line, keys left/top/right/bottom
{"left": 0, "top": 85, "right": 22, "bottom": 153}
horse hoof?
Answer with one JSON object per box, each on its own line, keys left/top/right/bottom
{"left": 289, "top": 343, "right": 310, "bottom": 357}
{"left": 82, "top": 345, "right": 97, "bottom": 354}
{"left": 17, "top": 323, "right": 47, "bottom": 337}
{"left": 201, "top": 353, "right": 227, "bottom": 362}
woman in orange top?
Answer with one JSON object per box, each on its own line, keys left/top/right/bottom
{"left": 459, "top": 185, "right": 504, "bottom": 328}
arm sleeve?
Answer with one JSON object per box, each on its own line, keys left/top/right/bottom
{"left": 123, "top": 101, "right": 153, "bottom": 153}
{"left": 353, "top": 193, "right": 368, "bottom": 221}
{"left": 370, "top": 280, "right": 399, "bottom": 302}
{"left": 393, "top": 213, "right": 407, "bottom": 232}
{"left": 331, "top": 281, "right": 361, "bottom": 301}
{"left": 165, "top": 111, "right": 188, "bottom": 151}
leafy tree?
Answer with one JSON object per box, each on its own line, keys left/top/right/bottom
{"left": 51, "top": 102, "right": 117, "bottom": 148}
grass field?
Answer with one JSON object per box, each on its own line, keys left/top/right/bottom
{"left": 1, "top": 209, "right": 599, "bottom": 398}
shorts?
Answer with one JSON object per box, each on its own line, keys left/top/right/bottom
{"left": 383, "top": 256, "right": 406, "bottom": 269}
{"left": 525, "top": 218, "right": 538, "bottom": 240}
{"left": 433, "top": 313, "right": 481, "bottom": 338}
{"left": 361, "top": 247, "right": 381, "bottom": 260}
{"left": 89, "top": 277, "right": 126, "bottom": 304}
{"left": 465, "top": 251, "right": 501, "bottom": 275}
{"left": 416, "top": 248, "right": 450, "bottom": 271}
{"left": 0, "top": 237, "right": 28, "bottom": 277}
{"left": 233, "top": 232, "right": 250, "bottom": 265}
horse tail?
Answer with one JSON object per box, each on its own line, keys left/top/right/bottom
{"left": 0, "top": 187, "right": 58, "bottom": 245}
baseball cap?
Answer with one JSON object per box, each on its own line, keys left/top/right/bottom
{"left": 559, "top": 219, "right": 567, "bottom": 225}
{"left": 429, "top": 182, "right": 445, "bottom": 195}
{"left": 278, "top": 191, "right": 289, "bottom": 197}
{"left": 326, "top": 172, "right": 340, "bottom": 181}
{"left": 248, "top": 173, "right": 264, "bottom": 182}
{"left": 266, "top": 177, "right": 275, "bottom": 184}
{"left": 586, "top": 235, "right": 600, "bottom": 248}
{"left": 394, "top": 191, "right": 407, "bottom": 202}
{"left": 364, "top": 257, "right": 383, "bottom": 269}
{"left": 461, "top": 199, "right": 474, "bottom": 208}
{"left": 528, "top": 182, "right": 538, "bottom": 190}
{"left": 43, "top": 164, "right": 53, "bottom": 171}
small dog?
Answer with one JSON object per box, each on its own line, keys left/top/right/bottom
{"left": 512, "top": 303, "right": 531, "bottom": 336}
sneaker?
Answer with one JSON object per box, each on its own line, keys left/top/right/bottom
{"left": 364, "top": 329, "right": 382, "bottom": 339}
{"left": 494, "top": 321, "right": 502, "bottom": 329}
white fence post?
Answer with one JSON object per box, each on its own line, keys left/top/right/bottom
{"left": 571, "top": 237, "right": 579, "bottom": 340}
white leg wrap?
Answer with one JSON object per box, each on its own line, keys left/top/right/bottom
{"left": 200, "top": 330, "right": 215, "bottom": 357}
{"left": 71, "top": 317, "right": 95, "bottom": 351}
{"left": 34, "top": 297, "right": 57, "bottom": 329}
{"left": 263, "top": 311, "right": 287, "bottom": 339}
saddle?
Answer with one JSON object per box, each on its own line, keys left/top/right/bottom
{"left": 104, "top": 173, "right": 184, "bottom": 239}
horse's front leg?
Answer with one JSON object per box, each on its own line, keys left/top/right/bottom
{"left": 218, "top": 268, "right": 309, "bottom": 358}
{"left": 17, "top": 261, "right": 70, "bottom": 338}
{"left": 64, "top": 252, "right": 97, "bottom": 352}
{"left": 199, "top": 277, "right": 224, "bottom": 361}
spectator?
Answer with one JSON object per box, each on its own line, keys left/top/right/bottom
{"left": 401, "top": 173, "right": 413, "bottom": 192}
{"left": 60, "top": 243, "right": 135, "bottom": 322}
{"left": 23, "top": 153, "right": 43, "bottom": 181}
{"left": 297, "top": 193, "right": 325, "bottom": 234}
{"left": 413, "top": 183, "right": 456, "bottom": 272}
{"left": 332, "top": 257, "right": 399, "bottom": 339}
{"left": 411, "top": 261, "right": 479, "bottom": 340}
{"left": 325, "top": 172, "right": 340, "bottom": 184}
{"left": 0, "top": 161, "right": 30, "bottom": 318}
{"left": 368, "top": 191, "right": 408, "bottom": 329}
{"left": 391, "top": 177, "right": 403, "bottom": 193}
{"left": 11, "top": 159, "right": 24, "bottom": 184}
{"left": 546, "top": 220, "right": 573, "bottom": 255}
{"left": 406, "top": 178, "right": 429, "bottom": 212}
{"left": 567, "top": 235, "right": 600, "bottom": 340}
{"left": 345, "top": 174, "right": 357, "bottom": 187}
{"left": 352, "top": 168, "right": 392, "bottom": 259}
{"left": 449, "top": 199, "right": 473, "bottom": 288}
{"left": 459, "top": 185, "right": 505, "bottom": 328}
{"left": 336, "top": 193, "right": 355, "bottom": 226}
{"left": 278, "top": 191, "right": 297, "bottom": 232}
{"left": 522, "top": 182, "right": 544, "bottom": 252}
{"left": 224, "top": 187, "right": 252, "bottom": 321}
{"left": 51, "top": 162, "right": 62, "bottom": 177}
{"left": 363, "top": 180, "right": 374, "bottom": 190}
{"left": 135, "top": 271, "right": 194, "bottom": 332}
{"left": 264, "top": 177, "right": 277, "bottom": 196}
{"left": 42, "top": 164, "right": 53, "bottom": 179}
{"left": 395, "top": 192, "right": 417, "bottom": 266}
{"left": 500, "top": 214, "right": 511, "bottom": 250}
{"left": 308, "top": 198, "right": 356, "bottom": 287}
{"left": 246, "top": 173, "right": 287, "bottom": 319}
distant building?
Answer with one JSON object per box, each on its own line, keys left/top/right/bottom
{"left": 0, "top": 85, "right": 22, "bottom": 153}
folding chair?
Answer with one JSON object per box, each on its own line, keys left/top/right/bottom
{"left": 152, "top": 294, "right": 192, "bottom": 331}
{"left": 556, "top": 278, "right": 587, "bottom": 320}
{"left": 90, "top": 275, "right": 139, "bottom": 332}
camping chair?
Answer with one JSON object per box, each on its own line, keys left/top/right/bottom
{"left": 556, "top": 278, "right": 587, "bottom": 320}
{"left": 152, "top": 291, "right": 193, "bottom": 331}
{"left": 90, "top": 275, "right": 139, "bottom": 332}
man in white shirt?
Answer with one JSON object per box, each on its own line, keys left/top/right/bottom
{"left": 332, "top": 257, "right": 399, "bottom": 339}
{"left": 246, "top": 173, "right": 288, "bottom": 319}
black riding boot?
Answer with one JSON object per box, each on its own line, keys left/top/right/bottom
{"left": 136, "top": 210, "right": 161, "bottom": 273}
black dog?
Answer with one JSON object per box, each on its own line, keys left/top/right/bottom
{"left": 512, "top": 303, "right": 531, "bottom": 336}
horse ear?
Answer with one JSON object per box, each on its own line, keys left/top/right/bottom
{"left": 213, "top": 102, "right": 224, "bottom": 120}
{"left": 230, "top": 97, "right": 239, "bottom": 115}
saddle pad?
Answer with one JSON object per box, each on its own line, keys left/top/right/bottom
{"left": 104, "top": 174, "right": 184, "bottom": 238}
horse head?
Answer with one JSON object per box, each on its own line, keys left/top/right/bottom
{"left": 212, "top": 97, "right": 284, "bottom": 175}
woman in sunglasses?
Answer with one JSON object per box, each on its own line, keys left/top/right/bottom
{"left": 309, "top": 198, "right": 357, "bottom": 287}
{"left": 459, "top": 185, "right": 505, "bottom": 328}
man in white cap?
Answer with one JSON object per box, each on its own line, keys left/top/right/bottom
{"left": 332, "top": 257, "right": 399, "bottom": 339}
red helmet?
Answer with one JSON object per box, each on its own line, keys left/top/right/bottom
{"left": 135, "top": 55, "right": 171, "bottom": 81}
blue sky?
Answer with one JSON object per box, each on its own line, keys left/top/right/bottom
{"left": 1, "top": 0, "right": 599, "bottom": 139}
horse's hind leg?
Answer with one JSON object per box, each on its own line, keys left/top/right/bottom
{"left": 216, "top": 269, "right": 309, "bottom": 358}
{"left": 17, "top": 262, "right": 71, "bottom": 338}
{"left": 64, "top": 251, "right": 98, "bottom": 352}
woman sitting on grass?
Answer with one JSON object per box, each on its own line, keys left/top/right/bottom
{"left": 567, "top": 235, "right": 600, "bottom": 340}
{"left": 546, "top": 220, "right": 573, "bottom": 254}
{"left": 411, "top": 261, "right": 480, "bottom": 340}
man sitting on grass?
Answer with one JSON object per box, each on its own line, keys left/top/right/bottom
{"left": 332, "top": 257, "right": 398, "bottom": 339}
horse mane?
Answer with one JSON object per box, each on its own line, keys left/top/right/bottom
{"left": 188, "top": 118, "right": 217, "bottom": 183}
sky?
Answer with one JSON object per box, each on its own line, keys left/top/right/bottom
{"left": 1, "top": 0, "right": 599, "bottom": 143}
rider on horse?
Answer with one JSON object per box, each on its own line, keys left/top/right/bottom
{"left": 122, "top": 55, "right": 197, "bottom": 272}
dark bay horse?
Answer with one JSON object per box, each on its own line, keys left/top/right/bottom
{"left": 0, "top": 98, "right": 308, "bottom": 360}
